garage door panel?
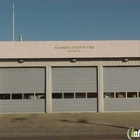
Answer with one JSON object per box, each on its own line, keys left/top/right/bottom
{"left": 104, "top": 67, "right": 140, "bottom": 112}
{"left": 52, "top": 99, "right": 97, "bottom": 112}
{"left": 104, "top": 67, "right": 140, "bottom": 92}
{"left": 0, "top": 68, "right": 45, "bottom": 113}
{"left": 52, "top": 67, "right": 97, "bottom": 112}
{"left": 0, "top": 68, "right": 45, "bottom": 93}
{"left": 52, "top": 67, "right": 97, "bottom": 93}
{"left": 0, "top": 100, "right": 45, "bottom": 113}
{"left": 104, "top": 99, "right": 140, "bottom": 111}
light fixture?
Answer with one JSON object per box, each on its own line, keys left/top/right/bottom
{"left": 18, "top": 59, "right": 24, "bottom": 63}
{"left": 71, "top": 59, "right": 76, "bottom": 63}
{"left": 123, "top": 58, "right": 129, "bottom": 62}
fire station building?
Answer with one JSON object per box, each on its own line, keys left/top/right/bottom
{"left": 0, "top": 40, "right": 140, "bottom": 113}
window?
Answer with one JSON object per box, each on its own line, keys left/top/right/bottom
{"left": 24, "top": 93, "right": 34, "bottom": 99}
{"left": 116, "top": 92, "right": 126, "bottom": 98}
{"left": 127, "top": 92, "right": 137, "bottom": 98}
{"left": 87, "top": 92, "right": 97, "bottom": 98}
{"left": 75, "top": 93, "right": 86, "bottom": 98}
{"left": 52, "top": 93, "right": 62, "bottom": 99}
{"left": 64, "top": 93, "right": 74, "bottom": 99}
{"left": 104, "top": 92, "right": 114, "bottom": 98}
{"left": 0, "top": 94, "right": 10, "bottom": 100}
{"left": 35, "top": 93, "right": 45, "bottom": 99}
{"left": 12, "top": 94, "right": 22, "bottom": 99}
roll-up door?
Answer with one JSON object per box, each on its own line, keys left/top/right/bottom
{"left": 104, "top": 67, "right": 140, "bottom": 112}
{"left": 0, "top": 68, "right": 45, "bottom": 113}
{"left": 52, "top": 67, "right": 97, "bottom": 112}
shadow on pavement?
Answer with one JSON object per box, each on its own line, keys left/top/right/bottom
{"left": 60, "top": 119, "right": 138, "bottom": 130}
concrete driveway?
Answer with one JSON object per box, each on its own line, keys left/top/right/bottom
{"left": 0, "top": 112, "right": 139, "bottom": 139}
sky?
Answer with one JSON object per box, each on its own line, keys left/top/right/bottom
{"left": 0, "top": 0, "right": 140, "bottom": 41}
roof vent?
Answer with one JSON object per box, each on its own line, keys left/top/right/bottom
{"left": 19, "top": 35, "right": 22, "bottom": 41}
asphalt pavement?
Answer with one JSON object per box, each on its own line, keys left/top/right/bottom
{"left": 0, "top": 112, "right": 139, "bottom": 139}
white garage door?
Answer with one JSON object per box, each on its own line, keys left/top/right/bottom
{"left": 0, "top": 68, "right": 45, "bottom": 113}
{"left": 52, "top": 67, "right": 97, "bottom": 112}
{"left": 104, "top": 67, "right": 140, "bottom": 112}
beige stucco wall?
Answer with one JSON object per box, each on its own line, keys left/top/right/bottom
{"left": 0, "top": 40, "right": 140, "bottom": 59}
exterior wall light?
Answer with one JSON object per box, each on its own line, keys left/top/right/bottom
{"left": 71, "top": 59, "right": 76, "bottom": 63}
{"left": 123, "top": 58, "right": 129, "bottom": 62}
{"left": 18, "top": 59, "right": 24, "bottom": 63}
